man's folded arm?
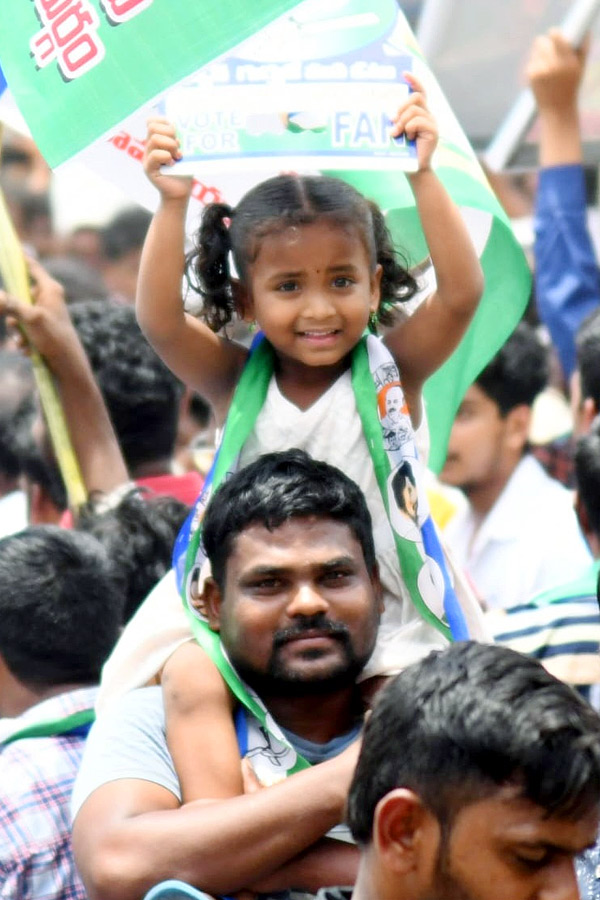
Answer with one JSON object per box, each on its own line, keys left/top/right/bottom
{"left": 72, "top": 744, "right": 359, "bottom": 900}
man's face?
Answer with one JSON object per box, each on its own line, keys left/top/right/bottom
{"left": 420, "top": 788, "right": 597, "bottom": 900}
{"left": 440, "top": 385, "right": 509, "bottom": 495}
{"left": 208, "top": 516, "right": 382, "bottom": 696}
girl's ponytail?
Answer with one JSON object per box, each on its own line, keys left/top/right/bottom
{"left": 368, "top": 202, "right": 418, "bottom": 327}
{"left": 186, "top": 202, "right": 236, "bottom": 332}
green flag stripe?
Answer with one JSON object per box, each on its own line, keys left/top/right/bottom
{"left": 425, "top": 215, "right": 531, "bottom": 472}
{"left": 351, "top": 341, "right": 451, "bottom": 638}
{"left": 2, "top": 708, "right": 95, "bottom": 745}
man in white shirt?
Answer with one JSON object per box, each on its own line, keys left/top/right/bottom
{"left": 440, "top": 323, "right": 591, "bottom": 610}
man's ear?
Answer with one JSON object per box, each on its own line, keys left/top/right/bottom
{"left": 373, "top": 789, "right": 437, "bottom": 877}
{"left": 370, "top": 561, "right": 385, "bottom": 616}
{"left": 581, "top": 397, "right": 598, "bottom": 435}
{"left": 505, "top": 404, "right": 531, "bottom": 452}
{"left": 232, "top": 279, "right": 253, "bottom": 322}
{"left": 575, "top": 492, "right": 592, "bottom": 541}
{"left": 203, "top": 577, "right": 224, "bottom": 633}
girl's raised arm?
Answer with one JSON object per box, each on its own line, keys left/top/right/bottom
{"left": 136, "top": 118, "right": 247, "bottom": 422}
{"left": 383, "top": 77, "right": 484, "bottom": 416}
{"left": 161, "top": 641, "right": 244, "bottom": 804}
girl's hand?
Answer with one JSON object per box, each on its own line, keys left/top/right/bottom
{"left": 241, "top": 758, "right": 263, "bottom": 795}
{"left": 143, "top": 116, "right": 193, "bottom": 202}
{"left": 390, "top": 72, "right": 438, "bottom": 171}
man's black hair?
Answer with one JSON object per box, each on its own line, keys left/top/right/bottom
{"left": 68, "top": 301, "right": 183, "bottom": 472}
{"left": 576, "top": 308, "right": 600, "bottom": 410}
{"left": 0, "top": 526, "right": 122, "bottom": 688}
{"left": 78, "top": 489, "right": 190, "bottom": 623}
{"left": 575, "top": 416, "right": 600, "bottom": 537}
{"left": 100, "top": 207, "right": 152, "bottom": 261}
{"left": 19, "top": 418, "right": 68, "bottom": 512}
{"left": 476, "top": 322, "right": 548, "bottom": 415}
{"left": 202, "top": 449, "right": 376, "bottom": 590}
{"left": 347, "top": 642, "right": 600, "bottom": 845}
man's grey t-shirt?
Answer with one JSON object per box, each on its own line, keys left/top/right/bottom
{"left": 72, "top": 686, "right": 358, "bottom": 900}
{"left": 72, "top": 685, "right": 360, "bottom": 818}
{"left": 72, "top": 685, "right": 180, "bottom": 817}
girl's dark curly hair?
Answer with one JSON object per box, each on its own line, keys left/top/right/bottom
{"left": 185, "top": 174, "right": 418, "bottom": 332}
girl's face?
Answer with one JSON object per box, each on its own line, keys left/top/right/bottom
{"left": 243, "top": 219, "right": 381, "bottom": 375}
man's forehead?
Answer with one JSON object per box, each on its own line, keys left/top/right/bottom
{"left": 228, "top": 516, "right": 365, "bottom": 568}
{"left": 461, "top": 384, "right": 489, "bottom": 407}
{"left": 453, "top": 785, "right": 600, "bottom": 853}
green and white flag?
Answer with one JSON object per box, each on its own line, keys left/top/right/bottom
{"left": 0, "top": 0, "right": 300, "bottom": 166}
{"left": 0, "top": 0, "right": 531, "bottom": 471}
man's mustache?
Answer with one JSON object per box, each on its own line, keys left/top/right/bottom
{"left": 273, "top": 614, "right": 350, "bottom": 647}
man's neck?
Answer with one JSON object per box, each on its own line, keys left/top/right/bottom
{"left": 0, "top": 675, "right": 88, "bottom": 719}
{"left": 0, "top": 472, "right": 20, "bottom": 498}
{"left": 131, "top": 458, "right": 173, "bottom": 479}
{"left": 351, "top": 854, "right": 397, "bottom": 900}
{"left": 587, "top": 534, "right": 600, "bottom": 559}
{"left": 262, "top": 686, "right": 362, "bottom": 744}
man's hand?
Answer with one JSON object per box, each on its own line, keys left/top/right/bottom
{"left": 527, "top": 28, "right": 588, "bottom": 115}
{"left": 0, "top": 257, "right": 79, "bottom": 369}
{"left": 526, "top": 28, "right": 588, "bottom": 167}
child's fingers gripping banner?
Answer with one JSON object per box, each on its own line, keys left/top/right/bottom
{"left": 0, "top": 0, "right": 530, "bottom": 472}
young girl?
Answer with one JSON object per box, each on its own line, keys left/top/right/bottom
{"left": 133, "top": 74, "right": 485, "bottom": 802}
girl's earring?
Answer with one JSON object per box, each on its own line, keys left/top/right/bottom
{"left": 368, "top": 311, "right": 379, "bottom": 333}
{"left": 248, "top": 320, "right": 257, "bottom": 333}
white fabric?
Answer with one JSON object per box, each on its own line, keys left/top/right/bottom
{"left": 96, "top": 569, "right": 190, "bottom": 714}
{"left": 443, "top": 455, "right": 592, "bottom": 611}
{"left": 96, "top": 372, "right": 489, "bottom": 714}
{"left": 0, "top": 489, "right": 27, "bottom": 540}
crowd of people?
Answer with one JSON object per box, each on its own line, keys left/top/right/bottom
{"left": 1, "top": 23, "right": 600, "bottom": 900}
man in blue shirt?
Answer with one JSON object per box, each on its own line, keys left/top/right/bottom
{"left": 529, "top": 28, "right": 600, "bottom": 383}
